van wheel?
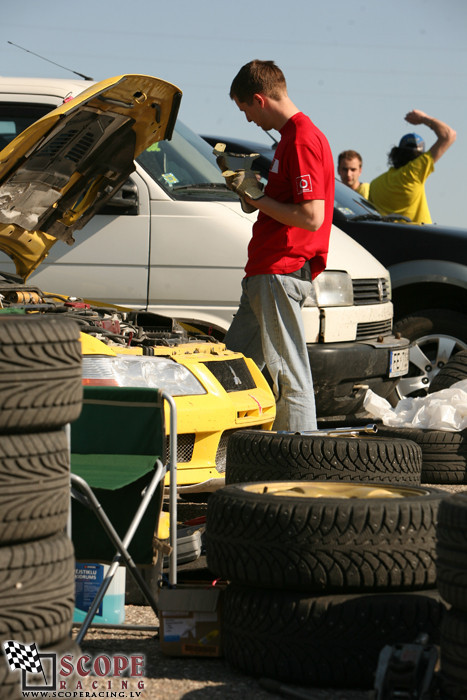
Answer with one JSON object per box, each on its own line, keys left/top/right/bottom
{"left": 429, "top": 350, "right": 467, "bottom": 393}
{"left": 375, "top": 425, "right": 467, "bottom": 484}
{"left": 0, "top": 532, "right": 75, "bottom": 647}
{"left": 0, "top": 430, "right": 70, "bottom": 544}
{"left": 392, "top": 309, "right": 467, "bottom": 400}
{"left": 206, "top": 481, "right": 442, "bottom": 593}
{"left": 437, "top": 492, "right": 467, "bottom": 610}
{"left": 222, "top": 584, "right": 445, "bottom": 689}
{"left": 0, "top": 315, "right": 82, "bottom": 434}
{"left": 225, "top": 429, "right": 422, "bottom": 485}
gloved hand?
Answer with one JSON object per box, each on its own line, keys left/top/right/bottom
{"left": 238, "top": 196, "right": 258, "bottom": 214}
{"left": 222, "top": 169, "right": 265, "bottom": 201}
{"left": 213, "top": 142, "right": 260, "bottom": 173}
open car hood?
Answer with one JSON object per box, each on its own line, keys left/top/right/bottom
{"left": 0, "top": 74, "right": 182, "bottom": 280}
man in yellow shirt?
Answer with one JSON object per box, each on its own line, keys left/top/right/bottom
{"left": 369, "top": 110, "right": 456, "bottom": 224}
{"left": 337, "top": 150, "right": 369, "bottom": 198}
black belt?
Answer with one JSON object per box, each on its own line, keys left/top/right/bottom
{"left": 287, "top": 261, "right": 312, "bottom": 281}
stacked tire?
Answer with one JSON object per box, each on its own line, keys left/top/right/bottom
{"left": 436, "top": 492, "right": 467, "bottom": 699}
{"left": 375, "top": 351, "right": 467, "bottom": 485}
{"left": 0, "top": 315, "right": 83, "bottom": 699}
{"left": 206, "top": 480, "right": 447, "bottom": 690}
{"left": 429, "top": 350, "right": 467, "bottom": 394}
{"left": 225, "top": 429, "right": 423, "bottom": 485}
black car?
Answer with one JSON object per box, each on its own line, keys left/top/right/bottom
{"left": 202, "top": 134, "right": 467, "bottom": 399}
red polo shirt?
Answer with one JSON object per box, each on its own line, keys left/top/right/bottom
{"left": 245, "top": 112, "right": 334, "bottom": 279}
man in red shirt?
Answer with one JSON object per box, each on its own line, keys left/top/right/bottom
{"left": 223, "top": 60, "right": 334, "bottom": 431}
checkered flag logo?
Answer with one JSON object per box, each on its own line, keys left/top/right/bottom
{"left": 2, "top": 640, "right": 46, "bottom": 681}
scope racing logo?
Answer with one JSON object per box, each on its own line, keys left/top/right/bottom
{"left": 3, "top": 639, "right": 145, "bottom": 697}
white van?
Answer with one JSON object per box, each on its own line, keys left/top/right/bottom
{"left": 0, "top": 76, "right": 409, "bottom": 416}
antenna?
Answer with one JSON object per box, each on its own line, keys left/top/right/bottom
{"left": 262, "top": 128, "right": 279, "bottom": 149}
{"left": 7, "top": 41, "right": 93, "bottom": 80}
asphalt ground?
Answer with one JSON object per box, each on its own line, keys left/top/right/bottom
{"left": 72, "top": 485, "right": 467, "bottom": 700}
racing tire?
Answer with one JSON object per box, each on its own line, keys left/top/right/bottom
{"left": 392, "top": 309, "right": 467, "bottom": 400}
{"left": 429, "top": 350, "right": 467, "bottom": 393}
{"left": 375, "top": 425, "right": 467, "bottom": 484}
{"left": 0, "top": 430, "right": 70, "bottom": 544}
{"left": 436, "top": 492, "right": 467, "bottom": 611}
{"left": 0, "top": 315, "right": 82, "bottom": 434}
{"left": 225, "top": 429, "right": 422, "bottom": 485}
{"left": 206, "top": 481, "right": 442, "bottom": 593}
{"left": 439, "top": 608, "right": 467, "bottom": 700}
{"left": 221, "top": 584, "right": 445, "bottom": 689}
{"left": 0, "top": 532, "right": 75, "bottom": 648}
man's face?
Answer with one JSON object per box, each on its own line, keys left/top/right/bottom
{"left": 233, "top": 95, "right": 272, "bottom": 130}
{"left": 338, "top": 157, "right": 362, "bottom": 190}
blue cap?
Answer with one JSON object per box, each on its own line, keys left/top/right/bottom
{"left": 399, "top": 133, "right": 425, "bottom": 152}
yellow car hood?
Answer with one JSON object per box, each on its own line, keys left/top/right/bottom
{"left": 0, "top": 74, "right": 182, "bottom": 280}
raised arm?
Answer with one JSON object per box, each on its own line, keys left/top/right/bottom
{"left": 404, "top": 109, "right": 456, "bottom": 163}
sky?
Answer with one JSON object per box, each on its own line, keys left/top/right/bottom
{"left": 2, "top": 0, "right": 466, "bottom": 227}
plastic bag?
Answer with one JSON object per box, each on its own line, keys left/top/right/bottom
{"left": 363, "top": 379, "right": 467, "bottom": 432}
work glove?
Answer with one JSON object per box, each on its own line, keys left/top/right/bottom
{"left": 212, "top": 142, "right": 260, "bottom": 173}
{"left": 238, "top": 196, "right": 258, "bottom": 214}
{"left": 222, "top": 169, "right": 265, "bottom": 202}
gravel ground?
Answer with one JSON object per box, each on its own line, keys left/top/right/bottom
{"left": 73, "top": 484, "right": 466, "bottom": 700}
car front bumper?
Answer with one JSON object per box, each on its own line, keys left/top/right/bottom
{"left": 308, "top": 335, "right": 410, "bottom": 417}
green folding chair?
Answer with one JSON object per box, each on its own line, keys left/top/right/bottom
{"left": 69, "top": 385, "right": 178, "bottom": 644}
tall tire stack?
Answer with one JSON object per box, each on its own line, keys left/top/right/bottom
{"left": 436, "top": 492, "right": 467, "bottom": 699}
{"left": 0, "top": 315, "right": 82, "bottom": 699}
{"left": 206, "top": 481, "right": 447, "bottom": 690}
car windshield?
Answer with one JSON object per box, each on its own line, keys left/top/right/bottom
{"left": 334, "top": 181, "right": 383, "bottom": 219}
{"left": 137, "top": 120, "right": 238, "bottom": 202}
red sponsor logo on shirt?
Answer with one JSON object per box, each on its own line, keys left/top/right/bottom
{"left": 296, "top": 174, "right": 312, "bottom": 194}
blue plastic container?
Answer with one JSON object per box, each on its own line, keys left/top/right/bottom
{"left": 74, "top": 562, "right": 126, "bottom": 624}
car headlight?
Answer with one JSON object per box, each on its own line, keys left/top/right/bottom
{"left": 82, "top": 354, "right": 206, "bottom": 396}
{"left": 306, "top": 271, "right": 353, "bottom": 307}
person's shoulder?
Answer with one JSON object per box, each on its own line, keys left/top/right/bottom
{"left": 402, "top": 151, "right": 434, "bottom": 178}
{"left": 290, "top": 112, "right": 319, "bottom": 132}
{"left": 357, "top": 182, "right": 370, "bottom": 198}
{"left": 420, "top": 151, "right": 435, "bottom": 166}
{"left": 370, "top": 169, "right": 391, "bottom": 186}
{"left": 292, "top": 113, "right": 330, "bottom": 146}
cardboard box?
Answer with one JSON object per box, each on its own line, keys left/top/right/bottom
{"left": 158, "top": 584, "right": 224, "bottom": 657}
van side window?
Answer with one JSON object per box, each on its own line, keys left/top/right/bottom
{"left": 0, "top": 103, "right": 56, "bottom": 149}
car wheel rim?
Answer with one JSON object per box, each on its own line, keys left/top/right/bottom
{"left": 241, "top": 482, "right": 427, "bottom": 499}
{"left": 396, "top": 332, "right": 467, "bottom": 399}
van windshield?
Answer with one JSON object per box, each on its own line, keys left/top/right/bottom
{"left": 136, "top": 120, "right": 238, "bottom": 202}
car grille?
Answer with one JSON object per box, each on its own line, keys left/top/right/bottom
{"left": 352, "top": 278, "right": 390, "bottom": 305}
{"left": 356, "top": 319, "right": 393, "bottom": 340}
{"left": 214, "top": 429, "right": 239, "bottom": 473}
{"left": 203, "top": 358, "right": 256, "bottom": 392}
{"left": 165, "top": 433, "right": 195, "bottom": 463}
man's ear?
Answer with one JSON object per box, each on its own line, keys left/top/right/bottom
{"left": 253, "top": 93, "right": 266, "bottom": 108}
